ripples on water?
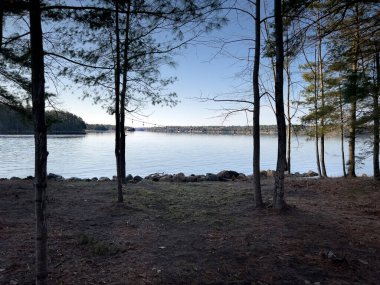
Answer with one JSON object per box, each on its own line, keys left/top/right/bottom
{"left": 0, "top": 132, "right": 373, "bottom": 178}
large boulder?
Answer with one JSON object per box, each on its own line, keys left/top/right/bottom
{"left": 217, "top": 170, "right": 240, "bottom": 181}
{"left": 133, "top": 175, "right": 143, "bottom": 183}
{"left": 173, "top": 172, "right": 187, "bottom": 182}
{"left": 68, "top": 177, "right": 82, "bottom": 182}
{"left": 237, "top": 173, "right": 247, "bottom": 180}
{"left": 187, "top": 174, "right": 199, "bottom": 182}
{"left": 98, "top": 177, "right": 110, "bottom": 182}
{"left": 47, "top": 173, "right": 64, "bottom": 181}
{"left": 144, "top": 173, "right": 162, "bottom": 181}
{"left": 305, "top": 170, "right": 318, "bottom": 177}
{"left": 125, "top": 174, "right": 134, "bottom": 182}
{"left": 160, "top": 175, "right": 173, "bottom": 182}
{"left": 205, "top": 173, "right": 219, "bottom": 181}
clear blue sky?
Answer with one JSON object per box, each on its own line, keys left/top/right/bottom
{"left": 55, "top": 2, "right": 291, "bottom": 127}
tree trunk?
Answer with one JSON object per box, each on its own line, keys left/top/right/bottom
{"left": 347, "top": 98, "right": 357, "bottom": 177}
{"left": 253, "top": 0, "right": 262, "bottom": 208}
{"left": 114, "top": 0, "right": 123, "bottom": 202}
{"left": 120, "top": 0, "right": 131, "bottom": 184}
{"left": 339, "top": 91, "right": 347, "bottom": 177}
{"left": 317, "top": 22, "right": 327, "bottom": 177}
{"left": 286, "top": 57, "right": 291, "bottom": 173}
{"left": 314, "top": 48, "right": 322, "bottom": 177}
{"left": 273, "top": 0, "right": 287, "bottom": 210}
{"left": 0, "top": 2, "right": 3, "bottom": 50}
{"left": 347, "top": 3, "right": 360, "bottom": 178}
{"left": 30, "top": 1, "right": 48, "bottom": 283}
{"left": 374, "top": 50, "right": 380, "bottom": 180}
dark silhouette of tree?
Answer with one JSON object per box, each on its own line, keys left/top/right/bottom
{"left": 273, "top": 0, "right": 287, "bottom": 209}
{"left": 30, "top": 1, "right": 48, "bottom": 283}
{"left": 253, "top": 0, "right": 263, "bottom": 208}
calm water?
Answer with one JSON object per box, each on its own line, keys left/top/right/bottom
{"left": 0, "top": 131, "right": 373, "bottom": 178}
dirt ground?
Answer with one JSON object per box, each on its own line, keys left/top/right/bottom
{"left": 0, "top": 177, "right": 379, "bottom": 284}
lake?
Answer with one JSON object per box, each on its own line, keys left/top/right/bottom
{"left": 0, "top": 131, "right": 374, "bottom": 178}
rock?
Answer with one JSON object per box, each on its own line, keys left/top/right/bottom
{"left": 306, "top": 170, "right": 318, "bottom": 177}
{"left": 266, "top": 170, "right": 275, "bottom": 177}
{"left": 187, "top": 175, "right": 199, "bottom": 182}
{"left": 144, "top": 173, "right": 163, "bottom": 181}
{"left": 133, "top": 175, "right": 143, "bottom": 183}
{"left": 294, "top": 172, "right": 302, "bottom": 177}
{"left": 173, "top": 172, "right": 187, "bottom": 182}
{"left": 47, "top": 173, "right": 64, "bottom": 180}
{"left": 125, "top": 174, "right": 134, "bottom": 182}
{"left": 160, "top": 175, "right": 173, "bottom": 182}
{"left": 217, "top": 170, "right": 240, "bottom": 180}
{"left": 98, "top": 177, "right": 110, "bottom": 182}
{"left": 68, "top": 177, "right": 82, "bottom": 181}
{"left": 205, "top": 173, "right": 219, "bottom": 181}
{"left": 237, "top": 173, "right": 247, "bottom": 180}
{"left": 198, "top": 175, "right": 207, "bottom": 182}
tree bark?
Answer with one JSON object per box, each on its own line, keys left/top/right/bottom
{"left": 253, "top": 0, "right": 262, "bottom": 208}
{"left": 374, "top": 50, "right": 380, "bottom": 180}
{"left": 0, "top": 2, "right": 3, "bottom": 50}
{"left": 286, "top": 56, "right": 291, "bottom": 173}
{"left": 120, "top": 0, "right": 131, "bottom": 184}
{"left": 314, "top": 48, "right": 322, "bottom": 177}
{"left": 114, "top": 0, "right": 123, "bottom": 202}
{"left": 317, "top": 20, "right": 327, "bottom": 177}
{"left": 30, "top": 0, "right": 48, "bottom": 283}
{"left": 347, "top": 3, "right": 360, "bottom": 178}
{"left": 339, "top": 90, "right": 347, "bottom": 177}
{"left": 273, "top": 0, "right": 287, "bottom": 210}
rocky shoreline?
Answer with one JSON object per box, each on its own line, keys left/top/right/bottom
{"left": 1, "top": 169, "right": 321, "bottom": 183}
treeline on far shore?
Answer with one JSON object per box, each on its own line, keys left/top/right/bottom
{"left": 146, "top": 125, "right": 374, "bottom": 136}
{"left": 0, "top": 104, "right": 86, "bottom": 134}
{"left": 146, "top": 125, "right": 310, "bottom": 135}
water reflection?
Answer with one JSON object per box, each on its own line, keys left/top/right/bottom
{"left": 0, "top": 132, "right": 373, "bottom": 178}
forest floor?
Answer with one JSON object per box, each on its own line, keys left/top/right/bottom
{"left": 0, "top": 177, "right": 380, "bottom": 284}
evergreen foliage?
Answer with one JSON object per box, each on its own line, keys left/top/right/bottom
{"left": 0, "top": 104, "right": 86, "bottom": 134}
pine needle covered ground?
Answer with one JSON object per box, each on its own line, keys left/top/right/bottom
{"left": 0, "top": 177, "right": 379, "bottom": 284}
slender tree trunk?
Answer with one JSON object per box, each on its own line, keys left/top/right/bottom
{"left": 374, "top": 50, "right": 380, "bottom": 180}
{"left": 120, "top": 0, "right": 131, "bottom": 184}
{"left": 317, "top": 21, "right": 327, "bottom": 177}
{"left": 0, "top": 2, "right": 3, "bottom": 50}
{"left": 339, "top": 91, "right": 347, "bottom": 177}
{"left": 314, "top": 48, "right": 322, "bottom": 177}
{"left": 253, "top": 0, "right": 262, "bottom": 208}
{"left": 347, "top": 4, "right": 360, "bottom": 178}
{"left": 114, "top": 0, "right": 123, "bottom": 202}
{"left": 273, "top": 0, "right": 287, "bottom": 210}
{"left": 30, "top": 1, "right": 48, "bottom": 283}
{"left": 347, "top": 98, "right": 357, "bottom": 177}
{"left": 286, "top": 58, "right": 291, "bottom": 173}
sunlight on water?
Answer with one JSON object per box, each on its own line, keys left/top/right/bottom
{"left": 0, "top": 132, "right": 373, "bottom": 178}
